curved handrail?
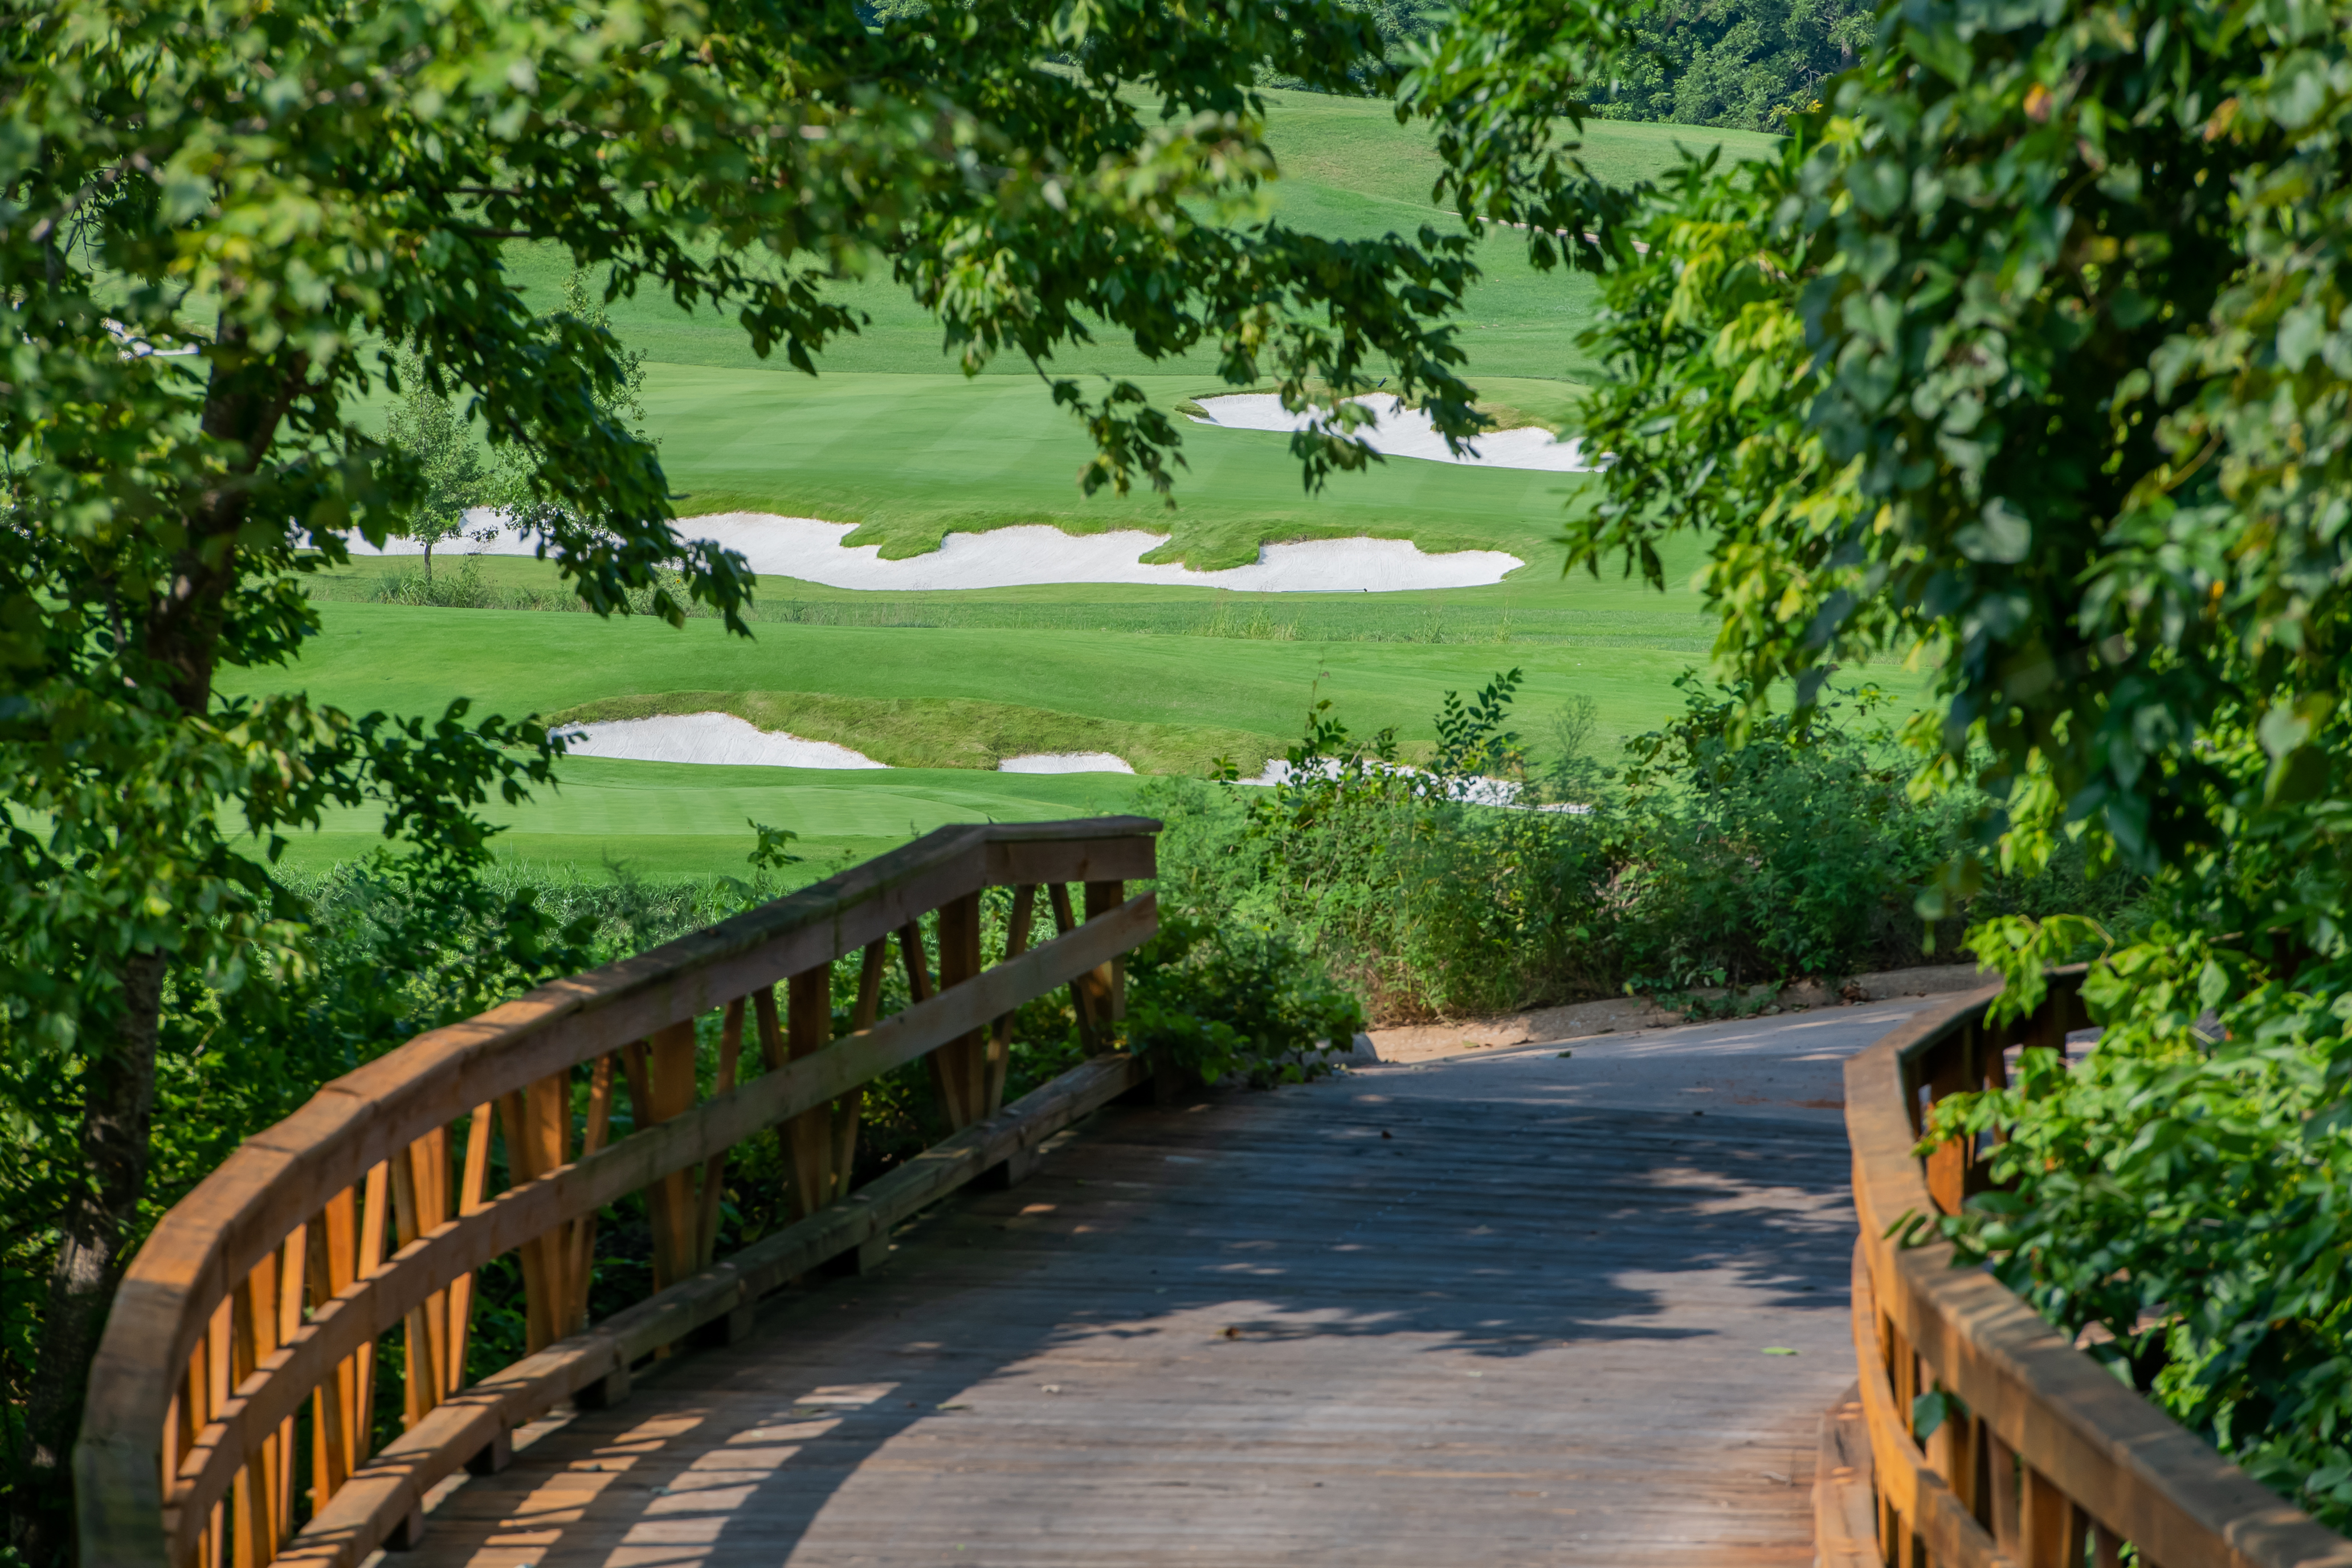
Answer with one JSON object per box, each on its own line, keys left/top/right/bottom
{"left": 1842, "top": 976, "right": 2352, "bottom": 1568}
{"left": 75, "top": 818, "right": 1162, "bottom": 1568}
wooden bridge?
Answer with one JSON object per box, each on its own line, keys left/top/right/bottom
{"left": 72, "top": 819, "right": 2352, "bottom": 1567}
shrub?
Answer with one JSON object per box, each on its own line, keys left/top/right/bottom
{"left": 1126, "top": 912, "right": 1365, "bottom": 1085}
{"left": 1147, "top": 671, "right": 2143, "bottom": 1022}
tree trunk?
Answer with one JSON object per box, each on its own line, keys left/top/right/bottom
{"left": 11, "top": 950, "right": 168, "bottom": 1568}
{"left": 424, "top": 536, "right": 435, "bottom": 585}
{"left": 7, "top": 320, "right": 298, "bottom": 1564}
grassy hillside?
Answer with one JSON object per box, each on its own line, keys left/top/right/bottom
{"left": 497, "top": 96, "right": 1774, "bottom": 385}
{"left": 277, "top": 101, "right": 1789, "bottom": 879}
{"left": 640, "top": 369, "right": 1598, "bottom": 569}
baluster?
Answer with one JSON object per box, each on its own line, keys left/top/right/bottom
{"left": 502, "top": 1069, "right": 574, "bottom": 1351}
{"left": 1046, "top": 884, "right": 1100, "bottom": 1053}
{"left": 693, "top": 999, "right": 749, "bottom": 1263}
{"left": 1084, "top": 880, "right": 1128, "bottom": 1024}
{"left": 987, "top": 887, "right": 1040, "bottom": 1114}
{"left": 1985, "top": 1429, "right": 2023, "bottom": 1551}
{"left": 275, "top": 1227, "right": 304, "bottom": 1541}
{"left": 229, "top": 1246, "right": 280, "bottom": 1567}
{"left": 389, "top": 1128, "right": 448, "bottom": 1426}
{"left": 565, "top": 1055, "right": 619, "bottom": 1332}
{"left": 772, "top": 965, "right": 832, "bottom": 1215}
{"left": 895, "top": 920, "right": 934, "bottom": 1003}
{"left": 2022, "top": 1463, "right": 2082, "bottom": 1567}
{"left": 628, "top": 1022, "right": 701, "bottom": 1291}
{"left": 205, "top": 1294, "right": 232, "bottom": 1568}
{"left": 444, "top": 1103, "right": 493, "bottom": 1386}
{"left": 832, "top": 941, "right": 888, "bottom": 1197}
{"left": 932, "top": 893, "right": 987, "bottom": 1129}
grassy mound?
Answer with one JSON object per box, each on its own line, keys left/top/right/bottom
{"left": 548, "top": 689, "right": 1278, "bottom": 775}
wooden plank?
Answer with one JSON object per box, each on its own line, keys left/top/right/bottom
{"left": 156, "top": 895, "right": 1161, "bottom": 1557}
{"left": 1818, "top": 1386, "right": 1883, "bottom": 1568}
{"left": 693, "top": 1000, "right": 748, "bottom": 1267}
{"left": 786, "top": 968, "right": 835, "bottom": 1220}
{"left": 371, "top": 1055, "right": 1853, "bottom": 1568}
{"left": 929, "top": 893, "right": 987, "bottom": 1130}
{"left": 645, "top": 1022, "right": 700, "bottom": 1292}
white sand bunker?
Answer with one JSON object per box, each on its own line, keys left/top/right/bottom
{"left": 353, "top": 511, "right": 1521, "bottom": 593}
{"left": 1242, "top": 756, "right": 1586, "bottom": 811}
{"left": 997, "top": 753, "right": 1136, "bottom": 775}
{"left": 1190, "top": 394, "right": 1595, "bottom": 472}
{"left": 555, "top": 713, "right": 888, "bottom": 769}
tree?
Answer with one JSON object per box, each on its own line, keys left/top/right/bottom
{"left": 1402, "top": 0, "right": 2352, "bottom": 1517}
{"left": 0, "top": 0, "right": 1484, "bottom": 1556}
{"left": 1596, "top": 0, "right": 1876, "bottom": 130}
{"left": 381, "top": 350, "right": 491, "bottom": 583}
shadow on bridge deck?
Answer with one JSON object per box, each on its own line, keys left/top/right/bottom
{"left": 402, "top": 1001, "right": 1926, "bottom": 1567}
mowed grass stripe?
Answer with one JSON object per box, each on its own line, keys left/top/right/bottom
{"left": 257, "top": 602, "right": 1709, "bottom": 750}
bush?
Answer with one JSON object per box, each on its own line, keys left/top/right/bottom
{"left": 1126, "top": 912, "right": 1365, "bottom": 1085}
{"left": 1930, "top": 929, "right": 2352, "bottom": 1532}
{"left": 1144, "top": 670, "right": 2143, "bottom": 1022}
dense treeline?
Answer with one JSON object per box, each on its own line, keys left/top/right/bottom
{"left": 1593, "top": 0, "right": 1873, "bottom": 130}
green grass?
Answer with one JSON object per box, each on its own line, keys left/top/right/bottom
{"left": 280, "top": 101, "right": 1791, "bottom": 878}
{"left": 640, "top": 368, "right": 1600, "bottom": 569}
{"left": 256, "top": 598, "right": 1715, "bottom": 749}
{"left": 545, "top": 688, "right": 1279, "bottom": 775}
{"left": 273, "top": 756, "right": 1148, "bottom": 883}
{"left": 239, "top": 594, "right": 1749, "bottom": 877}
{"left": 499, "top": 94, "right": 1775, "bottom": 385}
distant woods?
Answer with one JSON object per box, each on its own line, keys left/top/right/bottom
{"left": 862, "top": 0, "right": 1867, "bottom": 134}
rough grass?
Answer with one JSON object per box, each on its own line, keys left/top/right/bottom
{"left": 548, "top": 689, "right": 1279, "bottom": 775}
{"left": 458, "top": 101, "right": 1766, "bottom": 567}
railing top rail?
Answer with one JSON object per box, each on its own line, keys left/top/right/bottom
{"left": 75, "top": 815, "right": 1159, "bottom": 1551}
{"left": 1846, "top": 979, "right": 2352, "bottom": 1568}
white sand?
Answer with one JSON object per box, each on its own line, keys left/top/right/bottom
{"left": 554, "top": 713, "right": 889, "bottom": 769}
{"left": 351, "top": 510, "right": 1522, "bottom": 593}
{"left": 997, "top": 753, "right": 1137, "bottom": 775}
{"left": 1189, "top": 394, "right": 1595, "bottom": 472}
{"left": 1241, "top": 756, "right": 1585, "bottom": 811}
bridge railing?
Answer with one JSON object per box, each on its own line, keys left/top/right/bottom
{"left": 1826, "top": 973, "right": 2352, "bottom": 1568}
{"left": 74, "top": 817, "right": 1163, "bottom": 1568}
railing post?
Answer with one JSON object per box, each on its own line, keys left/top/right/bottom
{"left": 786, "top": 965, "right": 836, "bottom": 1217}
{"left": 930, "top": 893, "right": 988, "bottom": 1130}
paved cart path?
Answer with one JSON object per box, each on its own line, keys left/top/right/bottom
{"left": 405, "top": 1000, "right": 1927, "bottom": 1568}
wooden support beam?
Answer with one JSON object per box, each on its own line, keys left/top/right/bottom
{"left": 786, "top": 966, "right": 836, "bottom": 1218}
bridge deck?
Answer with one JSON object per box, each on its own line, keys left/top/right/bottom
{"left": 405, "top": 1002, "right": 1923, "bottom": 1567}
